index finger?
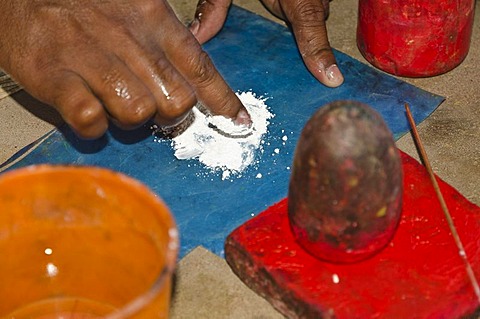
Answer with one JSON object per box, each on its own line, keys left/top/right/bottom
{"left": 281, "top": 0, "right": 344, "bottom": 87}
{"left": 156, "top": 7, "right": 251, "bottom": 125}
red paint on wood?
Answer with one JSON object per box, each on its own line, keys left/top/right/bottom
{"left": 225, "top": 151, "right": 480, "bottom": 318}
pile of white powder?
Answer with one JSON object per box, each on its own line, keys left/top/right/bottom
{"left": 154, "top": 91, "right": 273, "bottom": 180}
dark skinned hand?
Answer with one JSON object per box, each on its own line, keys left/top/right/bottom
{"left": 0, "top": 0, "right": 251, "bottom": 139}
{"left": 189, "top": 0, "right": 344, "bottom": 88}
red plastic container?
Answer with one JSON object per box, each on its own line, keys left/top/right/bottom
{"left": 357, "top": 0, "right": 475, "bottom": 77}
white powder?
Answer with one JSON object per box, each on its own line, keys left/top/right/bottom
{"left": 160, "top": 91, "right": 273, "bottom": 180}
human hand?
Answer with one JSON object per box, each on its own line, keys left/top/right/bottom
{"left": 190, "top": 0, "right": 344, "bottom": 88}
{"left": 0, "top": 0, "right": 251, "bottom": 139}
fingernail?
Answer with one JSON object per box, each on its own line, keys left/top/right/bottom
{"left": 189, "top": 19, "right": 200, "bottom": 36}
{"left": 325, "top": 64, "right": 344, "bottom": 87}
{"left": 234, "top": 108, "right": 252, "bottom": 126}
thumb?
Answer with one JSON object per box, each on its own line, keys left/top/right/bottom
{"left": 281, "top": 0, "right": 343, "bottom": 87}
{"left": 189, "top": 0, "right": 233, "bottom": 44}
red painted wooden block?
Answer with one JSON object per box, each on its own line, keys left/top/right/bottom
{"left": 225, "top": 151, "right": 480, "bottom": 318}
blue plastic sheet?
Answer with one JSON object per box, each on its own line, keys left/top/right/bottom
{"left": 2, "top": 6, "right": 444, "bottom": 258}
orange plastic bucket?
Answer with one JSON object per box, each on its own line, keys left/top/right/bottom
{"left": 0, "top": 165, "right": 178, "bottom": 318}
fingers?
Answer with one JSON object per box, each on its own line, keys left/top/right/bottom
{"left": 49, "top": 73, "right": 108, "bottom": 140}
{"left": 189, "top": 0, "right": 232, "bottom": 44}
{"left": 156, "top": 6, "right": 251, "bottom": 125}
{"left": 172, "top": 37, "right": 251, "bottom": 125}
{"left": 45, "top": 40, "right": 197, "bottom": 138}
{"left": 102, "top": 0, "right": 249, "bottom": 127}
{"left": 280, "top": 0, "right": 344, "bottom": 87}
{"left": 142, "top": 56, "right": 198, "bottom": 127}
{"left": 4, "top": 0, "right": 250, "bottom": 140}
{"left": 84, "top": 3, "right": 199, "bottom": 130}
{"left": 81, "top": 56, "right": 158, "bottom": 130}
{"left": 112, "top": 42, "right": 197, "bottom": 128}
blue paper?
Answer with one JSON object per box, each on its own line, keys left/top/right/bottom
{"left": 1, "top": 6, "right": 444, "bottom": 258}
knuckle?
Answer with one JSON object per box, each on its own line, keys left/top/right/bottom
{"left": 189, "top": 50, "right": 217, "bottom": 88}
{"left": 34, "top": 56, "right": 63, "bottom": 78}
{"left": 117, "top": 97, "right": 156, "bottom": 126}
{"left": 149, "top": 58, "right": 197, "bottom": 120}
{"left": 32, "top": 3, "right": 80, "bottom": 38}
{"left": 152, "top": 58, "right": 173, "bottom": 81}
{"left": 67, "top": 102, "right": 107, "bottom": 139}
{"left": 52, "top": 88, "right": 104, "bottom": 131}
{"left": 139, "top": 0, "right": 161, "bottom": 11}
{"left": 136, "top": 0, "right": 167, "bottom": 18}
{"left": 303, "top": 45, "right": 333, "bottom": 62}
{"left": 68, "top": 101, "right": 104, "bottom": 131}
{"left": 290, "top": 5, "right": 331, "bottom": 58}
{"left": 160, "top": 89, "right": 196, "bottom": 120}
{"left": 32, "top": 2, "right": 68, "bottom": 20}
{"left": 289, "top": 0, "right": 326, "bottom": 26}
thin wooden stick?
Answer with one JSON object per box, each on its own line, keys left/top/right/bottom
{"left": 405, "top": 103, "right": 480, "bottom": 304}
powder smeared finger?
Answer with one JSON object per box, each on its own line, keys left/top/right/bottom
{"left": 155, "top": 16, "right": 252, "bottom": 126}
{"left": 154, "top": 91, "right": 272, "bottom": 180}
